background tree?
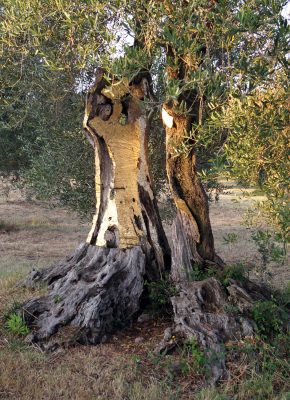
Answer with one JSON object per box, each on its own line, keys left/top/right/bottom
{"left": 1, "top": 0, "right": 288, "bottom": 228}
{"left": 0, "top": 0, "right": 107, "bottom": 213}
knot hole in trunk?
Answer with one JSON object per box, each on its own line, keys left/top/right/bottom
{"left": 104, "top": 225, "right": 119, "bottom": 248}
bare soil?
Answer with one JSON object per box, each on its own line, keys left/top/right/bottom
{"left": 209, "top": 188, "right": 289, "bottom": 287}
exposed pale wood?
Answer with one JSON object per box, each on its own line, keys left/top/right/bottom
{"left": 22, "top": 70, "right": 171, "bottom": 346}
{"left": 84, "top": 71, "right": 170, "bottom": 268}
{"left": 21, "top": 69, "right": 274, "bottom": 387}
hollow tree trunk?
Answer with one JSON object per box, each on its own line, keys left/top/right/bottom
{"left": 22, "top": 70, "right": 170, "bottom": 346}
{"left": 21, "top": 66, "right": 266, "bottom": 385}
{"left": 84, "top": 69, "right": 170, "bottom": 279}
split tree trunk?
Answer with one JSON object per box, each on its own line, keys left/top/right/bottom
{"left": 22, "top": 70, "right": 170, "bottom": 346}
{"left": 84, "top": 69, "right": 170, "bottom": 279}
{"left": 160, "top": 102, "right": 232, "bottom": 383}
{"left": 21, "top": 67, "right": 267, "bottom": 385}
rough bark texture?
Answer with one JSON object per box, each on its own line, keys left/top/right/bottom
{"left": 84, "top": 70, "right": 170, "bottom": 279}
{"left": 158, "top": 46, "right": 264, "bottom": 383}
{"left": 156, "top": 277, "right": 270, "bottom": 383}
{"left": 160, "top": 99, "right": 260, "bottom": 383}
{"left": 21, "top": 67, "right": 268, "bottom": 386}
{"left": 162, "top": 39, "right": 221, "bottom": 275}
{"left": 22, "top": 70, "right": 170, "bottom": 346}
{"left": 24, "top": 243, "right": 145, "bottom": 346}
{"left": 163, "top": 104, "right": 221, "bottom": 280}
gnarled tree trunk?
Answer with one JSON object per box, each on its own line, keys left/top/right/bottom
{"left": 156, "top": 51, "right": 261, "bottom": 383}
{"left": 22, "top": 68, "right": 267, "bottom": 385}
{"left": 162, "top": 104, "right": 219, "bottom": 281}
{"left": 160, "top": 100, "right": 233, "bottom": 383}
{"left": 23, "top": 70, "right": 170, "bottom": 345}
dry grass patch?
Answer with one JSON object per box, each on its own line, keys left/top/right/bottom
{"left": 0, "top": 184, "right": 289, "bottom": 399}
{"left": 0, "top": 256, "right": 50, "bottom": 280}
{"left": 0, "top": 273, "right": 289, "bottom": 400}
{"left": 0, "top": 331, "right": 182, "bottom": 400}
{"left": 0, "top": 220, "right": 19, "bottom": 234}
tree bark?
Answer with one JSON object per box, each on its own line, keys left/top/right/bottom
{"left": 22, "top": 70, "right": 170, "bottom": 346}
{"left": 162, "top": 37, "right": 222, "bottom": 278}
{"left": 21, "top": 67, "right": 268, "bottom": 386}
{"left": 162, "top": 103, "right": 221, "bottom": 281}
{"left": 84, "top": 69, "right": 170, "bottom": 279}
{"left": 156, "top": 47, "right": 255, "bottom": 383}
{"left": 156, "top": 277, "right": 270, "bottom": 383}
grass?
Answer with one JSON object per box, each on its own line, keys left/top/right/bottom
{"left": 0, "top": 256, "right": 52, "bottom": 280}
{"left": 1, "top": 303, "right": 289, "bottom": 399}
{"left": 0, "top": 216, "right": 84, "bottom": 233}
{"left": 0, "top": 345, "right": 184, "bottom": 400}
{"left": 0, "top": 190, "right": 289, "bottom": 399}
{"left": 1, "top": 263, "right": 288, "bottom": 400}
{"left": 0, "top": 219, "right": 19, "bottom": 233}
{"left": 0, "top": 311, "right": 289, "bottom": 400}
{"left": 1, "top": 304, "right": 289, "bottom": 400}
{"left": 0, "top": 271, "right": 289, "bottom": 399}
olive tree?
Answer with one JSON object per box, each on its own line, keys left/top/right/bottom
{"left": 1, "top": 0, "right": 288, "bottom": 382}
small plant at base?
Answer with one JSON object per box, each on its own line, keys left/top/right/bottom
{"left": 185, "top": 337, "right": 206, "bottom": 372}
{"left": 147, "top": 351, "right": 164, "bottom": 367}
{"left": 273, "top": 282, "right": 290, "bottom": 309}
{"left": 188, "top": 263, "right": 216, "bottom": 281}
{"left": 219, "top": 263, "right": 247, "bottom": 287}
{"left": 178, "top": 359, "right": 190, "bottom": 375}
{"left": 131, "top": 354, "right": 142, "bottom": 364}
{"left": 189, "top": 264, "right": 205, "bottom": 281}
{"left": 3, "top": 301, "right": 22, "bottom": 320}
{"left": 252, "top": 229, "right": 285, "bottom": 282}
{"left": 252, "top": 300, "right": 288, "bottom": 339}
{"left": 53, "top": 294, "right": 62, "bottom": 304}
{"left": 223, "top": 232, "right": 238, "bottom": 245}
{"left": 223, "top": 303, "right": 240, "bottom": 316}
{"left": 146, "top": 276, "right": 178, "bottom": 311}
{"left": 5, "top": 313, "right": 30, "bottom": 336}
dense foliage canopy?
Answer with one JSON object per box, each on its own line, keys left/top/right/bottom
{"left": 0, "top": 0, "right": 289, "bottom": 236}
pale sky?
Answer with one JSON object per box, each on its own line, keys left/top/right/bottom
{"left": 282, "top": 1, "right": 290, "bottom": 21}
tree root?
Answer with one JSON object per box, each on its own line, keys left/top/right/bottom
{"left": 22, "top": 244, "right": 271, "bottom": 384}
{"left": 22, "top": 243, "right": 145, "bottom": 347}
{"left": 155, "top": 277, "right": 270, "bottom": 384}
